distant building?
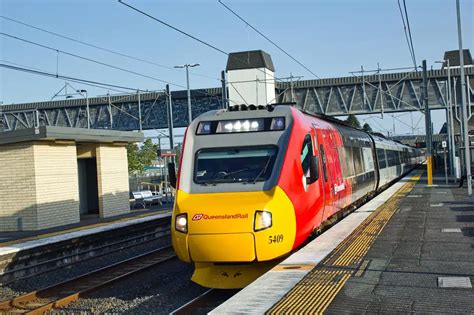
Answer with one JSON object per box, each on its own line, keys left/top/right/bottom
{"left": 441, "top": 49, "right": 473, "bottom": 69}
{"left": 0, "top": 127, "right": 143, "bottom": 232}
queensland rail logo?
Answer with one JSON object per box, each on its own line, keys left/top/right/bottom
{"left": 192, "top": 213, "right": 248, "bottom": 221}
{"left": 192, "top": 214, "right": 203, "bottom": 221}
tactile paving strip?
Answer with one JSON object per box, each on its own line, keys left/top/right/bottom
{"left": 266, "top": 173, "right": 421, "bottom": 314}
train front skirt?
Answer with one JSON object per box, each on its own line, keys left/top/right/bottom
{"left": 192, "top": 260, "right": 282, "bottom": 289}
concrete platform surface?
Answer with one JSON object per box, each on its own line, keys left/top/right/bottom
{"left": 0, "top": 200, "right": 172, "bottom": 246}
{"left": 324, "top": 171, "right": 474, "bottom": 314}
{"left": 212, "top": 170, "right": 424, "bottom": 314}
{"left": 0, "top": 209, "right": 171, "bottom": 258}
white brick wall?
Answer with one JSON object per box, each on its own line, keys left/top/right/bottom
{"left": 0, "top": 141, "right": 131, "bottom": 231}
{"left": 33, "top": 142, "right": 80, "bottom": 229}
{"left": 96, "top": 145, "right": 130, "bottom": 218}
{"left": 0, "top": 143, "right": 37, "bottom": 231}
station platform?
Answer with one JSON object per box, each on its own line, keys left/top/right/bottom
{"left": 0, "top": 204, "right": 172, "bottom": 257}
{"left": 0, "top": 201, "right": 172, "bottom": 284}
{"left": 212, "top": 168, "right": 474, "bottom": 314}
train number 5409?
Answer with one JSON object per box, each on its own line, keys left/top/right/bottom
{"left": 268, "top": 234, "right": 284, "bottom": 244}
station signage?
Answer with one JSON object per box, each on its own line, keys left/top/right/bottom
{"left": 160, "top": 149, "right": 176, "bottom": 157}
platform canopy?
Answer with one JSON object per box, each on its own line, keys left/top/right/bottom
{"left": 0, "top": 126, "right": 144, "bottom": 145}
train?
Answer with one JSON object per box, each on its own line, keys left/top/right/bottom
{"left": 169, "top": 104, "right": 423, "bottom": 289}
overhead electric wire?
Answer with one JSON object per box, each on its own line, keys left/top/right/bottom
{"left": 218, "top": 0, "right": 320, "bottom": 79}
{"left": 1, "top": 59, "right": 131, "bottom": 94}
{"left": 0, "top": 63, "right": 148, "bottom": 92}
{"left": 349, "top": 68, "right": 424, "bottom": 113}
{"left": 117, "top": 0, "right": 278, "bottom": 81}
{"left": 390, "top": 112, "right": 423, "bottom": 133}
{"left": 402, "top": 0, "right": 417, "bottom": 68}
{"left": 0, "top": 15, "right": 220, "bottom": 82}
{"left": 1, "top": 32, "right": 182, "bottom": 86}
{"left": 2, "top": 63, "right": 181, "bottom": 123}
{"left": 1, "top": 32, "right": 238, "bottom": 104}
{"left": 1, "top": 62, "right": 227, "bottom": 132}
{"left": 363, "top": 117, "right": 390, "bottom": 134}
{"left": 2, "top": 5, "right": 285, "bottom": 106}
{"left": 397, "top": 0, "right": 417, "bottom": 70}
{"left": 118, "top": 0, "right": 227, "bottom": 55}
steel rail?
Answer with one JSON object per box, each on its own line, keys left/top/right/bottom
{"left": 170, "top": 289, "right": 239, "bottom": 315}
{"left": 1, "top": 223, "right": 171, "bottom": 285}
{"left": 0, "top": 245, "right": 176, "bottom": 314}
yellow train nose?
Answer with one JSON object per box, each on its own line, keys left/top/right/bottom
{"left": 172, "top": 186, "right": 297, "bottom": 264}
{"left": 188, "top": 233, "right": 255, "bottom": 262}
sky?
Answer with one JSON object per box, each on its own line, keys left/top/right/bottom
{"left": 0, "top": 0, "right": 473, "bottom": 146}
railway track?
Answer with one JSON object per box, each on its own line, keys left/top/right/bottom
{"left": 171, "top": 289, "right": 239, "bottom": 315}
{"left": 0, "top": 245, "right": 176, "bottom": 314}
{"left": 1, "top": 218, "right": 171, "bottom": 284}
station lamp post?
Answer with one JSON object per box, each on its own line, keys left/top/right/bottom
{"left": 174, "top": 63, "right": 200, "bottom": 125}
{"left": 76, "top": 89, "right": 90, "bottom": 129}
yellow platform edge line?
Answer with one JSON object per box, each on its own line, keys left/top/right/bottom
{"left": 266, "top": 172, "right": 422, "bottom": 314}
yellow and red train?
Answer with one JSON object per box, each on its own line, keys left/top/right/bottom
{"left": 170, "top": 104, "right": 422, "bottom": 289}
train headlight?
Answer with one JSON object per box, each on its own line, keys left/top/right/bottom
{"left": 196, "top": 122, "right": 212, "bottom": 135}
{"left": 216, "top": 119, "right": 264, "bottom": 133}
{"left": 254, "top": 211, "right": 272, "bottom": 231}
{"left": 270, "top": 117, "right": 285, "bottom": 130}
{"left": 175, "top": 214, "right": 188, "bottom": 233}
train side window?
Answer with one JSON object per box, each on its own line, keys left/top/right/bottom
{"left": 300, "top": 134, "right": 313, "bottom": 175}
{"left": 353, "top": 147, "right": 364, "bottom": 175}
{"left": 387, "top": 150, "right": 393, "bottom": 166}
{"left": 377, "top": 148, "right": 387, "bottom": 169}
{"left": 338, "top": 147, "right": 349, "bottom": 178}
{"left": 320, "top": 144, "right": 328, "bottom": 182}
{"left": 362, "top": 147, "right": 374, "bottom": 171}
{"left": 344, "top": 147, "right": 355, "bottom": 176}
{"left": 388, "top": 150, "right": 396, "bottom": 166}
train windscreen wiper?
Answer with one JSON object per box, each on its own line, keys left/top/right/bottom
{"left": 198, "top": 181, "right": 216, "bottom": 186}
{"left": 213, "top": 168, "right": 249, "bottom": 180}
{"left": 245, "top": 156, "right": 272, "bottom": 184}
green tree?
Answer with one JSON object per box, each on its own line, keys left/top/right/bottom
{"left": 174, "top": 142, "right": 183, "bottom": 165}
{"left": 345, "top": 114, "right": 361, "bottom": 129}
{"left": 362, "top": 123, "right": 373, "bottom": 132}
{"left": 127, "top": 139, "right": 158, "bottom": 174}
{"left": 127, "top": 143, "right": 142, "bottom": 174}
{"left": 141, "top": 139, "right": 158, "bottom": 167}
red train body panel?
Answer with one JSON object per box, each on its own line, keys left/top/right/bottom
{"left": 171, "top": 104, "right": 422, "bottom": 288}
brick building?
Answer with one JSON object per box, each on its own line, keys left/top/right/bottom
{"left": 0, "top": 126, "right": 143, "bottom": 232}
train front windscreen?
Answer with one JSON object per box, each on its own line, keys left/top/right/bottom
{"left": 194, "top": 146, "right": 278, "bottom": 185}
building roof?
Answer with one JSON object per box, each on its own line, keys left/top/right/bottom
{"left": 0, "top": 126, "right": 144, "bottom": 145}
{"left": 226, "top": 50, "right": 275, "bottom": 72}
{"left": 442, "top": 49, "right": 473, "bottom": 67}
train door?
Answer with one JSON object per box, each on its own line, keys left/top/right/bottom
{"left": 315, "top": 129, "right": 333, "bottom": 222}
{"left": 328, "top": 130, "right": 344, "bottom": 211}
{"left": 310, "top": 126, "right": 325, "bottom": 226}
{"left": 300, "top": 131, "right": 324, "bottom": 231}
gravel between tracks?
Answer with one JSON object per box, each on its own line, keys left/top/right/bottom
{"left": 0, "top": 235, "right": 214, "bottom": 314}
{"left": 54, "top": 258, "right": 208, "bottom": 314}
{"left": 0, "top": 235, "right": 171, "bottom": 301}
